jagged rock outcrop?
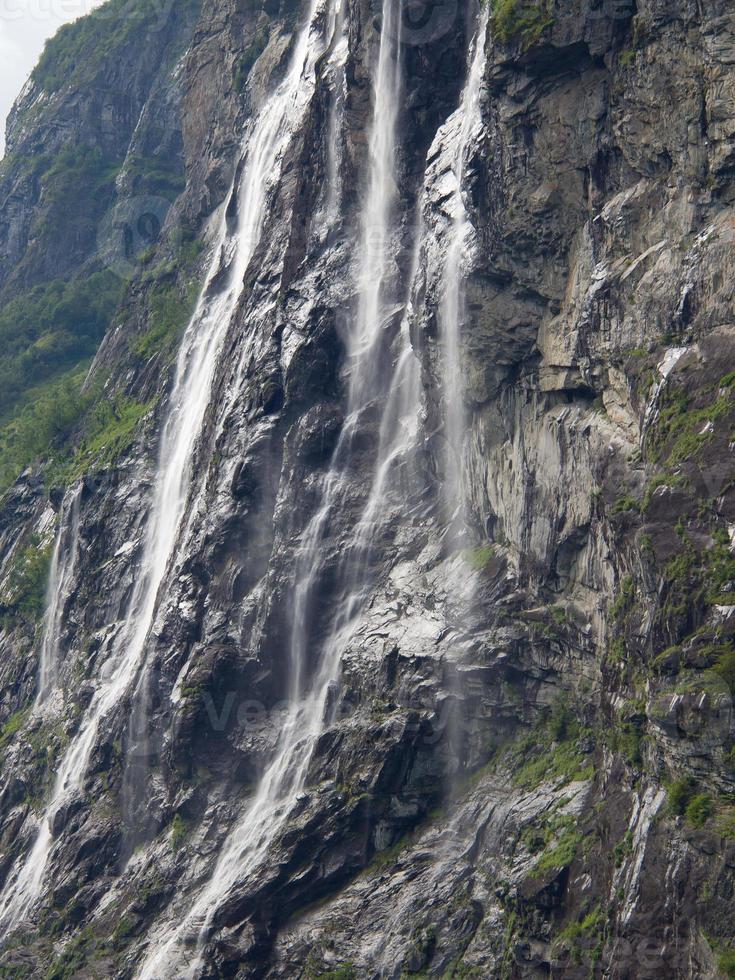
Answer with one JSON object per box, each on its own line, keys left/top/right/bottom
{"left": 0, "top": 0, "right": 734, "bottom": 978}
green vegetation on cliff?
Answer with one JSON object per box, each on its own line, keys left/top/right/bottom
{"left": 718, "top": 950, "right": 735, "bottom": 980}
{"left": 0, "top": 709, "right": 29, "bottom": 752}
{"left": 0, "top": 0, "right": 205, "bottom": 499}
{"left": 0, "top": 368, "right": 90, "bottom": 490}
{"left": 0, "top": 535, "right": 52, "bottom": 625}
{"left": 0, "top": 272, "right": 124, "bottom": 422}
{"left": 313, "top": 967, "right": 355, "bottom": 980}
{"left": 169, "top": 812, "right": 189, "bottom": 853}
{"left": 648, "top": 381, "right": 732, "bottom": 468}
{"left": 54, "top": 391, "right": 157, "bottom": 484}
{"left": 131, "top": 234, "right": 204, "bottom": 361}
{"left": 0, "top": 224, "right": 203, "bottom": 492}
{"left": 124, "top": 154, "right": 187, "bottom": 200}
{"left": 39, "top": 143, "right": 122, "bottom": 209}
{"left": 33, "top": 0, "right": 199, "bottom": 93}
{"left": 462, "top": 542, "right": 495, "bottom": 571}
{"left": 491, "top": 0, "right": 554, "bottom": 48}
{"left": 0, "top": 367, "right": 155, "bottom": 493}
{"left": 508, "top": 699, "right": 595, "bottom": 790}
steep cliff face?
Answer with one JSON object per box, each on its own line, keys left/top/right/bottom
{"left": 1, "top": 0, "right": 735, "bottom": 977}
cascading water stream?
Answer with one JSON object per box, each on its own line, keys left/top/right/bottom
{"left": 135, "top": 3, "right": 412, "bottom": 976}
{"left": 400, "top": 3, "right": 489, "bottom": 795}
{"left": 36, "top": 485, "right": 82, "bottom": 707}
{"left": 349, "top": 233, "right": 423, "bottom": 569}
{"left": 0, "top": 486, "right": 84, "bottom": 937}
{"left": 324, "top": 0, "right": 347, "bottom": 228}
{"left": 437, "top": 6, "right": 488, "bottom": 541}
{"left": 0, "top": 0, "right": 330, "bottom": 941}
{"left": 349, "top": 0, "right": 402, "bottom": 402}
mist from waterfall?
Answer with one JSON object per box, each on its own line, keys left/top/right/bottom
{"left": 0, "top": 0, "right": 331, "bottom": 941}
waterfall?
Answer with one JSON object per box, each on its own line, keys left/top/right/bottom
{"left": 0, "top": 487, "right": 84, "bottom": 933}
{"left": 437, "top": 6, "right": 488, "bottom": 541}
{"left": 403, "top": 4, "right": 489, "bottom": 789}
{"left": 324, "top": 0, "right": 347, "bottom": 228}
{"left": 350, "top": 0, "right": 402, "bottom": 404}
{"left": 135, "top": 2, "right": 413, "bottom": 976}
{"left": 0, "top": 0, "right": 331, "bottom": 941}
{"left": 36, "top": 486, "right": 82, "bottom": 707}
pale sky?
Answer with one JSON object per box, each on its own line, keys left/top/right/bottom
{"left": 0, "top": 0, "right": 105, "bottom": 156}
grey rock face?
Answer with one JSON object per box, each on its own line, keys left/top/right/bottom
{"left": 0, "top": 0, "right": 735, "bottom": 977}
{"left": 0, "top": 1, "right": 202, "bottom": 298}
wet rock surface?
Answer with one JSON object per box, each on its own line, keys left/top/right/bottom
{"left": 0, "top": 0, "right": 735, "bottom": 977}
